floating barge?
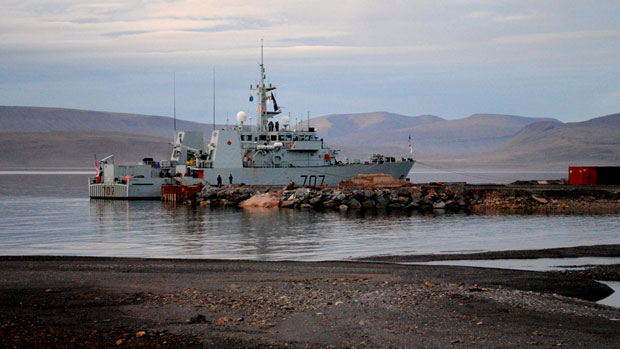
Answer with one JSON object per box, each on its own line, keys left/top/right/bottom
{"left": 161, "top": 184, "right": 204, "bottom": 202}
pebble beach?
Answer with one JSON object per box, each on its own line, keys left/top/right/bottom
{"left": 2, "top": 245, "right": 619, "bottom": 348}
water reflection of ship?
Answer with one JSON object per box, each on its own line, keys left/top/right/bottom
{"left": 90, "top": 199, "right": 207, "bottom": 255}
{"left": 90, "top": 199, "right": 131, "bottom": 232}
{"left": 90, "top": 199, "right": 338, "bottom": 259}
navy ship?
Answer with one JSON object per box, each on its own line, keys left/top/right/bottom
{"left": 89, "top": 46, "right": 415, "bottom": 198}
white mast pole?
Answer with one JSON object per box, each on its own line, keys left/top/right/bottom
{"left": 258, "top": 39, "right": 265, "bottom": 131}
{"left": 213, "top": 67, "right": 216, "bottom": 131}
{"left": 173, "top": 72, "right": 176, "bottom": 135}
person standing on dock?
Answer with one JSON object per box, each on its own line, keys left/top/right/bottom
{"left": 229, "top": 173, "right": 233, "bottom": 184}
{"left": 217, "top": 175, "right": 222, "bottom": 187}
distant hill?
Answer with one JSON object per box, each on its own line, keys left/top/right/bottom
{"left": 461, "top": 113, "right": 620, "bottom": 168}
{"left": 302, "top": 112, "right": 559, "bottom": 158}
{"left": 306, "top": 112, "right": 444, "bottom": 140}
{"left": 0, "top": 131, "right": 170, "bottom": 169}
{"left": 0, "top": 106, "right": 218, "bottom": 139}
{"left": 2, "top": 106, "right": 618, "bottom": 170}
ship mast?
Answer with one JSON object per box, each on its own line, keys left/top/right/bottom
{"left": 257, "top": 40, "right": 266, "bottom": 130}
{"left": 254, "top": 39, "right": 281, "bottom": 132}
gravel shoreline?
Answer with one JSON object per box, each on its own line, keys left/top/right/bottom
{"left": 361, "top": 244, "right": 620, "bottom": 264}
{"left": 2, "top": 248, "right": 620, "bottom": 348}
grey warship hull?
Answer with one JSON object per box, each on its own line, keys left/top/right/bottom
{"left": 201, "top": 160, "right": 414, "bottom": 187}
{"left": 89, "top": 160, "right": 414, "bottom": 199}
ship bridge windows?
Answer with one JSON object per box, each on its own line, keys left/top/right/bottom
{"left": 278, "top": 135, "right": 285, "bottom": 141}
{"left": 270, "top": 135, "right": 277, "bottom": 141}
{"left": 259, "top": 135, "right": 267, "bottom": 141}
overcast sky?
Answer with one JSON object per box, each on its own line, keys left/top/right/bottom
{"left": 1, "top": 0, "right": 619, "bottom": 123}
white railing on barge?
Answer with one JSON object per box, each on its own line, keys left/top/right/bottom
{"left": 88, "top": 182, "right": 129, "bottom": 198}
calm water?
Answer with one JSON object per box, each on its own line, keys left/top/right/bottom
{"left": 408, "top": 168, "right": 567, "bottom": 184}
{"left": 0, "top": 171, "right": 619, "bottom": 261}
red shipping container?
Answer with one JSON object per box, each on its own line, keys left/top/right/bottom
{"left": 568, "top": 166, "right": 582, "bottom": 185}
{"left": 589, "top": 167, "right": 597, "bottom": 185}
{"left": 569, "top": 166, "right": 620, "bottom": 185}
{"left": 595, "top": 167, "right": 620, "bottom": 185}
{"left": 582, "top": 167, "right": 591, "bottom": 185}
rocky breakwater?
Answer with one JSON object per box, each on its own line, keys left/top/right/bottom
{"left": 198, "top": 185, "right": 263, "bottom": 207}
{"left": 467, "top": 185, "right": 620, "bottom": 214}
{"left": 198, "top": 178, "right": 470, "bottom": 213}
{"left": 277, "top": 185, "right": 468, "bottom": 212}
{"left": 198, "top": 179, "right": 620, "bottom": 214}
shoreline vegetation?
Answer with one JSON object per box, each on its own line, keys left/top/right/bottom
{"left": 2, "top": 245, "right": 620, "bottom": 348}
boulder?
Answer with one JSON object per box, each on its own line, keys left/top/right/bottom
{"left": 362, "top": 199, "right": 376, "bottom": 208}
{"left": 201, "top": 187, "right": 219, "bottom": 199}
{"left": 404, "top": 202, "right": 420, "bottom": 210}
{"left": 280, "top": 199, "right": 298, "bottom": 208}
{"left": 338, "top": 173, "right": 411, "bottom": 188}
{"left": 398, "top": 196, "right": 410, "bottom": 205}
{"left": 376, "top": 195, "right": 389, "bottom": 209}
{"left": 346, "top": 198, "right": 362, "bottom": 209}
{"left": 531, "top": 195, "right": 548, "bottom": 204}
{"left": 309, "top": 197, "right": 322, "bottom": 206}
{"left": 329, "top": 190, "right": 342, "bottom": 199}
{"left": 398, "top": 187, "right": 412, "bottom": 196}
{"left": 239, "top": 192, "right": 282, "bottom": 208}
{"left": 323, "top": 200, "right": 338, "bottom": 208}
{"left": 295, "top": 188, "right": 311, "bottom": 201}
{"left": 363, "top": 190, "right": 375, "bottom": 199}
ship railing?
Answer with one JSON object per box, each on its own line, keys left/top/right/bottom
{"left": 343, "top": 156, "right": 414, "bottom": 165}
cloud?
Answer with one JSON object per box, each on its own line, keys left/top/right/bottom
{"left": 465, "top": 10, "right": 539, "bottom": 22}
{"left": 491, "top": 30, "right": 620, "bottom": 45}
{"left": 102, "top": 30, "right": 155, "bottom": 38}
{"left": 493, "top": 13, "right": 538, "bottom": 22}
{"left": 1, "top": 1, "right": 619, "bottom": 121}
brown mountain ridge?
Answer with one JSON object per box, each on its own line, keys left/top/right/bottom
{"left": 1, "top": 106, "right": 619, "bottom": 169}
